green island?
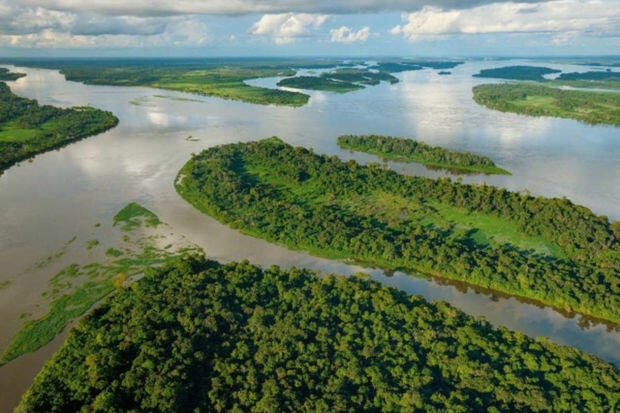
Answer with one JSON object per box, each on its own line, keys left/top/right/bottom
{"left": 0, "top": 81, "right": 118, "bottom": 174}
{"left": 18, "top": 256, "right": 620, "bottom": 412}
{"left": 473, "top": 65, "right": 561, "bottom": 81}
{"left": 176, "top": 138, "right": 619, "bottom": 323}
{"left": 277, "top": 76, "right": 364, "bottom": 93}
{"left": 374, "top": 60, "right": 463, "bottom": 72}
{"left": 473, "top": 83, "right": 620, "bottom": 126}
{"left": 0, "top": 67, "right": 26, "bottom": 81}
{"left": 552, "top": 70, "right": 620, "bottom": 90}
{"left": 277, "top": 68, "right": 398, "bottom": 93}
{"left": 0, "top": 203, "right": 200, "bottom": 365}
{"left": 337, "top": 134, "right": 510, "bottom": 175}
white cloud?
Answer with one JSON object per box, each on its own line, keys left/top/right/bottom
{"left": 390, "top": 1, "right": 620, "bottom": 40}
{"left": 330, "top": 26, "right": 371, "bottom": 43}
{"left": 13, "top": 0, "right": 554, "bottom": 16}
{"left": 249, "top": 13, "right": 328, "bottom": 44}
{"left": 0, "top": 15, "right": 210, "bottom": 48}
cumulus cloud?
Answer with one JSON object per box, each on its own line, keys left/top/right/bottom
{"left": 249, "top": 13, "right": 328, "bottom": 44}
{"left": 390, "top": 0, "right": 619, "bottom": 40}
{"left": 330, "top": 26, "right": 371, "bottom": 43}
{"left": 14, "top": 0, "right": 552, "bottom": 16}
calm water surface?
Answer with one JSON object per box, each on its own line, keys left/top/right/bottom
{"left": 0, "top": 60, "right": 618, "bottom": 409}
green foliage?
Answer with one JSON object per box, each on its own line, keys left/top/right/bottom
{"left": 0, "top": 68, "right": 26, "bottom": 81}
{"left": 473, "top": 66, "right": 561, "bottom": 81}
{"left": 0, "top": 82, "right": 118, "bottom": 174}
{"left": 113, "top": 202, "right": 161, "bottom": 230}
{"left": 18, "top": 256, "right": 620, "bottom": 412}
{"left": 176, "top": 138, "right": 619, "bottom": 322}
{"left": 59, "top": 65, "right": 310, "bottom": 106}
{"left": 473, "top": 83, "right": 620, "bottom": 126}
{"left": 337, "top": 134, "right": 510, "bottom": 175}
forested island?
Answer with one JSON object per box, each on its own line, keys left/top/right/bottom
{"left": 473, "top": 83, "right": 620, "bottom": 126}
{"left": 337, "top": 135, "right": 510, "bottom": 175}
{"left": 0, "top": 67, "right": 25, "bottom": 81}
{"left": 0, "top": 82, "right": 118, "bottom": 174}
{"left": 473, "top": 66, "right": 561, "bottom": 81}
{"left": 19, "top": 256, "right": 620, "bottom": 412}
{"left": 277, "top": 76, "right": 364, "bottom": 93}
{"left": 176, "top": 138, "right": 619, "bottom": 323}
{"left": 277, "top": 68, "right": 398, "bottom": 93}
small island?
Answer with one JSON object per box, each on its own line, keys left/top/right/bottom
{"left": 176, "top": 138, "right": 619, "bottom": 323}
{"left": 277, "top": 68, "right": 398, "bottom": 93}
{"left": 277, "top": 75, "right": 364, "bottom": 93}
{"left": 337, "top": 134, "right": 510, "bottom": 175}
{"left": 0, "top": 68, "right": 26, "bottom": 81}
{"left": 0, "top": 82, "right": 118, "bottom": 174}
{"left": 473, "top": 83, "right": 620, "bottom": 126}
{"left": 473, "top": 65, "right": 561, "bottom": 81}
{"left": 19, "top": 256, "right": 620, "bottom": 412}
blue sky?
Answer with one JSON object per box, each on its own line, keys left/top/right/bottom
{"left": 1, "top": 0, "right": 619, "bottom": 57}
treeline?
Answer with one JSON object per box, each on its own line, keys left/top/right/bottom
{"left": 473, "top": 66, "right": 561, "bottom": 81}
{"left": 337, "top": 134, "right": 510, "bottom": 175}
{"left": 473, "top": 83, "right": 620, "bottom": 126}
{"left": 0, "top": 67, "right": 25, "bottom": 81}
{"left": 0, "top": 82, "right": 118, "bottom": 173}
{"left": 176, "top": 138, "right": 619, "bottom": 322}
{"left": 19, "top": 256, "right": 620, "bottom": 412}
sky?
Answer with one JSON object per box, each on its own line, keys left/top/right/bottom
{"left": 1, "top": 0, "right": 619, "bottom": 57}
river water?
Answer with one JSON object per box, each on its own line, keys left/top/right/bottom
{"left": 0, "top": 60, "right": 619, "bottom": 410}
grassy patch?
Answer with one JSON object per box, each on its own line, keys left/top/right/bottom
{"left": 0, "top": 202, "right": 201, "bottom": 365}
{"left": 113, "top": 202, "right": 161, "bottom": 230}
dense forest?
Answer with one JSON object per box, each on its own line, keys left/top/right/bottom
{"left": 337, "top": 135, "right": 510, "bottom": 174}
{"left": 0, "top": 67, "right": 25, "bottom": 81}
{"left": 176, "top": 138, "right": 619, "bottom": 322}
{"left": 19, "top": 256, "right": 620, "bottom": 412}
{"left": 473, "top": 66, "right": 561, "bottom": 81}
{"left": 473, "top": 83, "right": 620, "bottom": 126}
{"left": 0, "top": 82, "right": 118, "bottom": 174}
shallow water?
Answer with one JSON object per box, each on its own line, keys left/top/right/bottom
{"left": 0, "top": 59, "right": 619, "bottom": 410}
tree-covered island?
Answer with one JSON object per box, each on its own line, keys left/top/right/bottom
{"left": 0, "top": 82, "right": 118, "bottom": 174}
{"left": 18, "top": 256, "right": 620, "bottom": 412}
{"left": 473, "top": 83, "right": 620, "bottom": 126}
{"left": 176, "top": 138, "right": 619, "bottom": 323}
{"left": 337, "top": 135, "right": 510, "bottom": 175}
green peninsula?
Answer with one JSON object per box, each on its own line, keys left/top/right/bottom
{"left": 0, "top": 82, "right": 118, "bottom": 174}
{"left": 19, "top": 256, "right": 620, "bottom": 412}
{"left": 0, "top": 67, "right": 25, "bottom": 81}
{"left": 473, "top": 83, "right": 620, "bottom": 126}
{"left": 59, "top": 65, "right": 309, "bottom": 107}
{"left": 337, "top": 134, "right": 510, "bottom": 175}
{"left": 176, "top": 138, "right": 619, "bottom": 323}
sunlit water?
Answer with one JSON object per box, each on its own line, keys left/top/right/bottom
{"left": 0, "top": 59, "right": 618, "bottom": 409}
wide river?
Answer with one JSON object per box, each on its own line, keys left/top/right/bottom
{"left": 0, "top": 59, "right": 619, "bottom": 409}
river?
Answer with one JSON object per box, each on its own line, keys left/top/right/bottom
{"left": 0, "top": 59, "right": 618, "bottom": 410}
